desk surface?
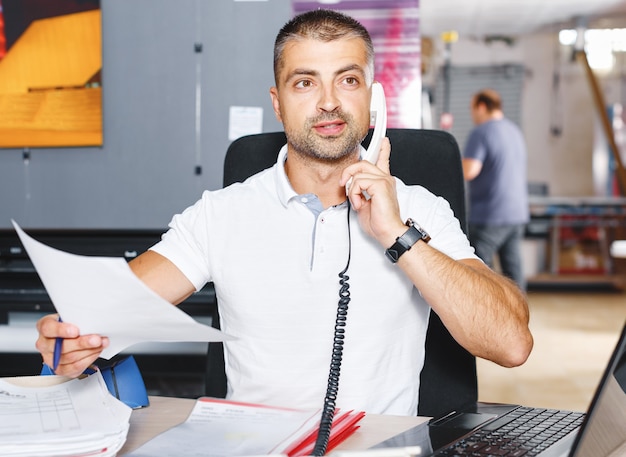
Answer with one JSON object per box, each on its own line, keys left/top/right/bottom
{"left": 119, "top": 396, "right": 428, "bottom": 455}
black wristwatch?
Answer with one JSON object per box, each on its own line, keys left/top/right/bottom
{"left": 385, "top": 218, "right": 431, "bottom": 263}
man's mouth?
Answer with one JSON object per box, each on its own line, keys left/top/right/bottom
{"left": 314, "top": 120, "right": 345, "bottom": 135}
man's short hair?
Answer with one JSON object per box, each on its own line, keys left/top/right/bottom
{"left": 473, "top": 89, "right": 502, "bottom": 112}
{"left": 273, "top": 9, "right": 375, "bottom": 86}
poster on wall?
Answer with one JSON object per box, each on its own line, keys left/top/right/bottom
{"left": 0, "top": 0, "right": 102, "bottom": 149}
{"left": 291, "top": 0, "right": 421, "bottom": 128}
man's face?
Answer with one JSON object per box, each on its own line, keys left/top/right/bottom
{"left": 270, "top": 37, "right": 372, "bottom": 162}
{"left": 470, "top": 98, "right": 486, "bottom": 125}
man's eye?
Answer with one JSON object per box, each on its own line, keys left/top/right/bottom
{"left": 295, "top": 80, "right": 312, "bottom": 88}
{"left": 345, "top": 77, "right": 358, "bottom": 85}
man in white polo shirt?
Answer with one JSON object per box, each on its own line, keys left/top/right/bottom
{"left": 35, "top": 9, "right": 533, "bottom": 417}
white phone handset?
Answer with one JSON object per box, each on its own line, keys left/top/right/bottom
{"left": 363, "top": 81, "right": 388, "bottom": 164}
{"left": 345, "top": 82, "right": 388, "bottom": 196}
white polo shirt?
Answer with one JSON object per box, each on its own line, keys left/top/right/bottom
{"left": 150, "top": 145, "right": 477, "bottom": 415}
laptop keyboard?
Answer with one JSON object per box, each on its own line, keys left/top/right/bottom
{"left": 434, "top": 406, "right": 586, "bottom": 456}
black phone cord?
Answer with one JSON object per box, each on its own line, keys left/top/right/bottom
{"left": 311, "top": 202, "right": 353, "bottom": 456}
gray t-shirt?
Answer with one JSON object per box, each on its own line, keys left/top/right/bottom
{"left": 464, "top": 118, "right": 530, "bottom": 225}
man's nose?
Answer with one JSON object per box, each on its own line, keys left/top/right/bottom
{"left": 317, "top": 86, "right": 340, "bottom": 112}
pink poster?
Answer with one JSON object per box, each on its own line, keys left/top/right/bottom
{"left": 0, "top": 1, "right": 5, "bottom": 60}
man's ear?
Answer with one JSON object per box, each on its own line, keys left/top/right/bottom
{"left": 269, "top": 87, "right": 283, "bottom": 122}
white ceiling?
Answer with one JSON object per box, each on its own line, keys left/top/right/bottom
{"left": 419, "top": 0, "right": 626, "bottom": 38}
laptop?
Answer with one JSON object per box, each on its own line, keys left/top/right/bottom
{"left": 373, "top": 321, "right": 626, "bottom": 457}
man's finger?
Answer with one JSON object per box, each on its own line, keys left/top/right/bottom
{"left": 374, "top": 137, "right": 391, "bottom": 173}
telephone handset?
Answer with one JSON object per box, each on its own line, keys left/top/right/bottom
{"left": 363, "top": 81, "right": 388, "bottom": 164}
{"left": 345, "top": 82, "right": 388, "bottom": 196}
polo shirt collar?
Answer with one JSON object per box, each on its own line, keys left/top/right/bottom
{"left": 273, "top": 143, "right": 367, "bottom": 207}
{"left": 275, "top": 145, "right": 296, "bottom": 207}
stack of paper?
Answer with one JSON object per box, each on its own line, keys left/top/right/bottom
{"left": 0, "top": 371, "right": 132, "bottom": 457}
{"left": 127, "top": 397, "right": 365, "bottom": 457}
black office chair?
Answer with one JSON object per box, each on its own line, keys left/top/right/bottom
{"left": 206, "top": 128, "right": 478, "bottom": 418}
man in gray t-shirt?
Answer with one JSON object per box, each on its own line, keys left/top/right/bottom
{"left": 463, "top": 89, "right": 529, "bottom": 290}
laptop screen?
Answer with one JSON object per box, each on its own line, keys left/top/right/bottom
{"left": 572, "top": 322, "right": 626, "bottom": 457}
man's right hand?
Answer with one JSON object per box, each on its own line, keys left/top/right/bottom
{"left": 35, "top": 314, "right": 109, "bottom": 378}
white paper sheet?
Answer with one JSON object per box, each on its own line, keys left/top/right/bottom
{"left": 126, "top": 397, "right": 320, "bottom": 457}
{"left": 228, "top": 105, "right": 263, "bottom": 140}
{"left": 12, "top": 220, "right": 233, "bottom": 359}
{"left": 0, "top": 372, "right": 131, "bottom": 457}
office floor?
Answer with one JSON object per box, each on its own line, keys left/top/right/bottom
{"left": 476, "top": 289, "right": 626, "bottom": 413}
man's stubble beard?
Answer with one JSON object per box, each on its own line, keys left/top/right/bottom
{"left": 285, "top": 111, "right": 368, "bottom": 164}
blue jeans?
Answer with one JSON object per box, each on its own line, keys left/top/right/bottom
{"left": 468, "top": 223, "right": 526, "bottom": 291}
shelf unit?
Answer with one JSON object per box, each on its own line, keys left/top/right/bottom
{"left": 527, "top": 196, "right": 626, "bottom": 290}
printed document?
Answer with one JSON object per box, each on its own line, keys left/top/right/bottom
{"left": 127, "top": 397, "right": 365, "bottom": 457}
{"left": 13, "top": 220, "right": 233, "bottom": 359}
{"left": 0, "top": 371, "right": 131, "bottom": 457}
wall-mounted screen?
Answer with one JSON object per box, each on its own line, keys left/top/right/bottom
{"left": 0, "top": 0, "right": 102, "bottom": 149}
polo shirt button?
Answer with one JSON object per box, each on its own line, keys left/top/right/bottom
{"left": 300, "top": 197, "right": 308, "bottom": 203}
{"left": 320, "top": 217, "right": 325, "bottom": 223}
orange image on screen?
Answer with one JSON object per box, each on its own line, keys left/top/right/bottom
{"left": 0, "top": 1, "right": 102, "bottom": 149}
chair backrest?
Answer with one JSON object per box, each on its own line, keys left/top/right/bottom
{"left": 207, "top": 128, "right": 477, "bottom": 418}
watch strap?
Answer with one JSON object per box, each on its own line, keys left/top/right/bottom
{"left": 385, "top": 219, "right": 430, "bottom": 263}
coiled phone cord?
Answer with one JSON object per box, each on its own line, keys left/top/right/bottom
{"left": 312, "top": 202, "right": 353, "bottom": 456}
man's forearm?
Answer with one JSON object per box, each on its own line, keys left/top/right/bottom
{"left": 397, "top": 242, "right": 533, "bottom": 367}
